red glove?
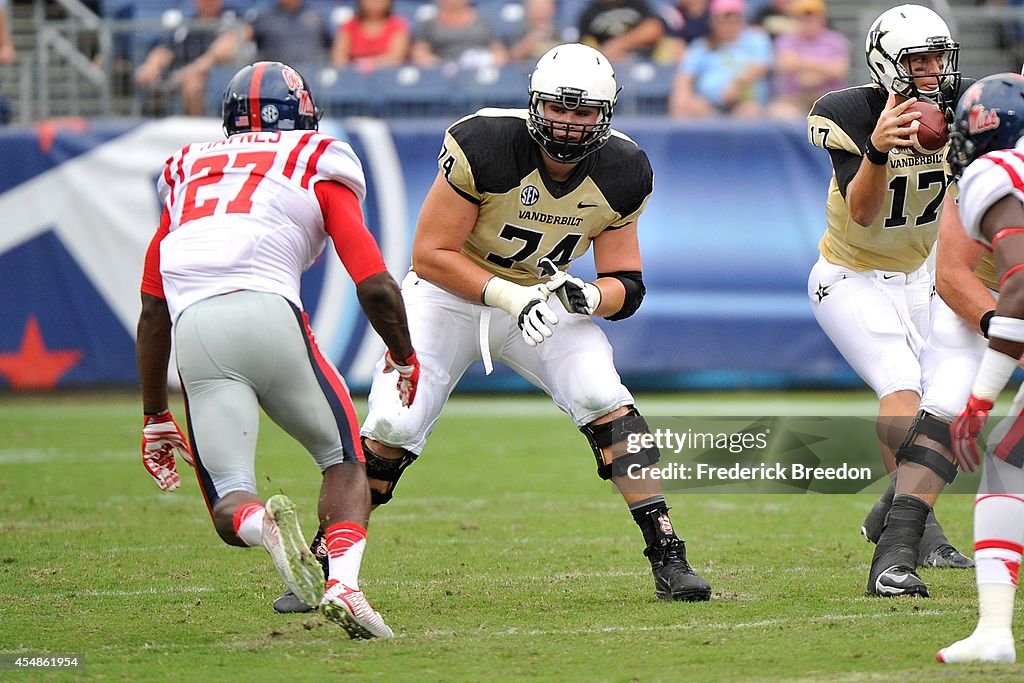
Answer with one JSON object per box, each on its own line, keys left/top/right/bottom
{"left": 384, "top": 350, "right": 420, "bottom": 408}
{"left": 141, "top": 410, "right": 193, "bottom": 491}
{"left": 950, "top": 395, "right": 993, "bottom": 473}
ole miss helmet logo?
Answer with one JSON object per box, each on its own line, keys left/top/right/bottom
{"left": 968, "top": 104, "right": 1000, "bottom": 135}
{"left": 281, "top": 66, "right": 304, "bottom": 91}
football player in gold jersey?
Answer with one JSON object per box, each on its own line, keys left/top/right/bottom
{"left": 359, "top": 43, "right": 712, "bottom": 602}
{"left": 806, "top": 4, "right": 973, "bottom": 595}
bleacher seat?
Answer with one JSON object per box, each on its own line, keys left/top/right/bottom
{"left": 555, "top": 0, "right": 589, "bottom": 36}
{"left": 203, "top": 64, "right": 239, "bottom": 117}
{"left": 460, "top": 61, "right": 531, "bottom": 111}
{"left": 368, "top": 65, "right": 467, "bottom": 117}
{"left": 109, "top": 0, "right": 187, "bottom": 67}
{"left": 476, "top": 1, "right": 526, "bottom": 43}
{"left": 317, "top": 65, "right": 379, "bottom": 118}
{"left": 615, "top": 60, "right": 675, "bottom": 116}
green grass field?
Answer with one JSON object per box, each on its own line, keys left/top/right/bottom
{"left": 0, "top": 391, "right": 1020, "bottom": 681}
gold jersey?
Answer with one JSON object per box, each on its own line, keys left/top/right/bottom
{"left": 437, "top": 108, "right": 653, "bottom": 286}
{"left": 975, "top": 253, "right": 998, "bottom": 291}
{"left": 807, "top": 83, "right": 968, "bottom": 273}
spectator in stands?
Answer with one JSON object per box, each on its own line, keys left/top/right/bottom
{"left": 0, "top": 0, "right": 13, "bottom": 124}
{"left": 0, "top": 0, "right": 13, "bottom": 66}
{"left": 577, "top": 0, "right": 664, "bottom": 61}
{"left": 668, "top": 0, "right": 773, "bottom": 118}
{"left": 767, "top": 0, "right": 848, "bottom": 118}
{"left": 410, "top": 0, "right": 508, "bottom": 69}
{"left": 134, "top": 0, "right": 240, "bottom": 116}
{"left": 750, "top": 0, "right": 794, "bottom": 40}
{"left": 658, "top": 0, "right": 712, "bottom": 64}
{"left": 509, "top": 0, "right": 563, "bottom": 62}
{"left": 331, "top": 0, "right": 411, "bottom": 70}
{"left": 208, "top": 0, "right": 331, "bottom": 69}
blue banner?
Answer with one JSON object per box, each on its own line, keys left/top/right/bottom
{"left": 0, "top": 116, "right": 855, "bottom": 392}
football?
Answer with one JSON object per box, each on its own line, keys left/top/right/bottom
{"left": 908, "top": 100, "right": 949, "bottom": 155}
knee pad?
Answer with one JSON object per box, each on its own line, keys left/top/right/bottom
{"left": 362, "top": 437, "right": 418, "bottom": 505}
{"left": 895, "top": 410, "right": 958, "bottom": 484}
{"left": 579, "top": 406, "right": 661, "bottom": 480}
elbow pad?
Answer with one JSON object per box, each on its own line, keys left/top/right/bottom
{"left": 598, "top": 270, "right": 645, "bottom": 321}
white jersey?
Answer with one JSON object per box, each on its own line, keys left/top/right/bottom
{"left": 156, "top": 130, "right": 366, "bottom": 322}
{"left": 959, "top": 140, "right": 1024, "bottom": 247}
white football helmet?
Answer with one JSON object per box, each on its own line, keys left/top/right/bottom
{"left": 527, "top": 43, "right": 619, "bottom": 164}
{"left": 865, "top": 4, "right": 960, "bottom": 103}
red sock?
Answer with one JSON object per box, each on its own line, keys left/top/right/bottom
{"left": 232, "top": 502, "right": 265, "bottom": 547}
{"left": 325, "top": 522, "right": 367, "bottom": 590}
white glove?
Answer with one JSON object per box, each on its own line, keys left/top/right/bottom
{"left": 482, "top": 276, "right": 559, "bottom": 346}
{"left": 519, "top": 300, "right": 559, "bottom": 346}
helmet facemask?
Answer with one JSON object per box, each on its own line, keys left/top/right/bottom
{"left": 527, "top": 87, "right": 614, "bottom": 164}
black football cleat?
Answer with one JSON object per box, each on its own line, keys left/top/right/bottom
{"left": 273, "top": 526, "right": 328, "bottom": 614}
{"left": 920, "top": 544, "right": 974, "bottom": 569}
{"left": 274, "top": 588, "right": 316, "bottom": 614}
{"left": 868, "top": 564, "right": 929, "bottom": 597}
{"left": 861, "top": 482, "right": 895, "bottom": 544}
{"left": 644, "top": 538, "right": 712, "bottom": 602}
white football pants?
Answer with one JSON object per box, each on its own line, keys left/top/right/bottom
{"left": 362, "top": 272, "right": 634, "bottom": 454}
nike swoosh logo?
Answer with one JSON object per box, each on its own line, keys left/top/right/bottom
{"left": 577, "top": 202, "right": 598, "bottom": 209}
{"left": 882, "top": 274, "right": 899, "bottom": 280}
{"left": 886, "top": 573, "right": 908, "bottom": 583}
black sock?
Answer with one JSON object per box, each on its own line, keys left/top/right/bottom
{"left": 918, "top": 509, "right": 950, "bottom": 556}
{"left": 310, "top": 526, "right": 328, "bottom": 579}
{"left": 630, "top": 497, "right": 674, "bottom": 548}
{"left": 872, "top": 494, "right": 930, "bottom": 572}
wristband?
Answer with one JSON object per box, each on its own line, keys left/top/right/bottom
{"left": 863, "top": 139, "right": 888, "bottom": 165}
{"left": 971, "top": 348, "right": 1019, "bottom": 402}
{"left": 980, "top": 310, "right": 995, "bottom": 338}
{"left": 987, "top": 315, "right": 1024, "bottom": 343}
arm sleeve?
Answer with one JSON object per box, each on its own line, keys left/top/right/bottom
{"left": 314, "top": 180, "right": 388, "bottom": 285}
{"left": 829, "top": 147, "right": 864, "bottom": 198}
{"left": 140, "top": 208, "right": 170, "bottom": 299}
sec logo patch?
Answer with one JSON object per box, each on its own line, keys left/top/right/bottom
{"left": 261, "top": 104, "right": 280, "bottom": 124}
{"left": 520, "top": 185, "right": 540, "bottom": 206}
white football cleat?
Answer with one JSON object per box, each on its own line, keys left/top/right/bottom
{"left": 263, "top": 494, "right": 325, "bottom": 609}
{"left": 321, "top": 579, "right": 394, "bottom": 640}
{"left": 936, "top": 631, "right": 1016, "bottom": 664}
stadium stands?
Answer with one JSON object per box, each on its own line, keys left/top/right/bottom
{"left": 9, "top": 0, "right": 1024, "bottom": 122}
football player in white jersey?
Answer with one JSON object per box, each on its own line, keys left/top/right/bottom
{"left": 862, "top": 196, "right": 994, "bottom": 596}
{"left": 805, "top": 4, "right": 973, "bottom": 595}
{"left": 937, "top": 73, "right": 1024, "bottom": 664}
{"left": 363, "top": 43, "right": 712, "bottom": 603}
{"left": 136, "top": 61, "right": 419, "bottom": 639}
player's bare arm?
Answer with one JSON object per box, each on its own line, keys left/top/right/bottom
{"left": 356, "top": 272, "right": 414, "bottom": 363}
{"left": 137, "top": 293, "right": 172, "bottom": 414}
{"left": 847, "top": 94, "right": 920, "bottom": 225}
{"left": 411, "top": 173, "right": 489, "bottom": 300}
{"left": 934, "top": 194, "right": 996, "bottom": 331}
{"left": 590, "top": 221, "right": 642, "bottom": 318}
